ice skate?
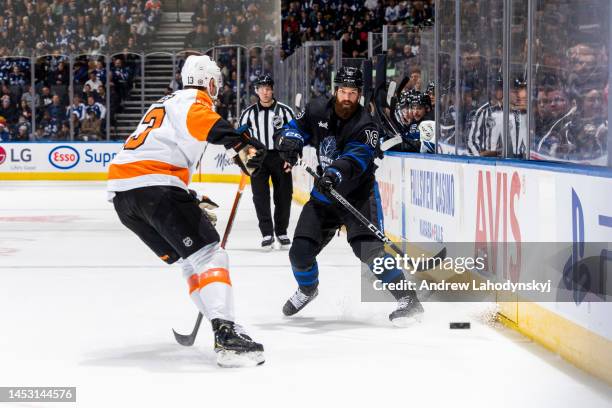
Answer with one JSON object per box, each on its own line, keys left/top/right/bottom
{"left": 389, "top": 295, "right": 424, "bottom": 327}
{"left": 212, "top": 319, "right": 265, "bottom": 367}
{"left": 282, "top": 287, "right": 318, "bottom": 316}
{"left": 276, "top": 234, "right": 291, "bottom": 250}
{"left": 261, "top": 235, "right": 274, "bottom": 251}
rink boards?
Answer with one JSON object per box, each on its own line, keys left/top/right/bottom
{"left": 292, "top": 148, "right": 612, "bottom": 384}
{"left": 0, "top": 142, "right": 244, "bottom": 183}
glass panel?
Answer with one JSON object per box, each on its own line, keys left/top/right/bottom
{"left": 509, "top": 0, "right": 528, "bottom": 158}
{"left": 33, "top": 54, "right": 70, "bottom": 141}
{"left": 531, "top": 0, "right": 609, "bottom": 166}
{"left": 437, "top": 0, "right": 457, "bottom": 154}
{"left": 109, "top": 52, "right": 142, "bottom": 141}
{"left": 0, "top": 57, "right": 33, "bottom": 141}
{"left": 458, "top": 0, "right": 504, "bottom": 156}
{"left": 247, "top": 46, "right": 263, "bottom": 106}
{"left": 308, "top": 44, "right": 335, "bottom": 100}
{"left": 215, "top": 47, "right": 239, "bottom": 123}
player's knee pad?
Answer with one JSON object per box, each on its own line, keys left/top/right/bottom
{"left": 289, "top": 237, "right": 318, "bottom": 270}
{"left": 180, "top": 258, "right": 195, "bottom": 280}
{"left": 349, "top": 237, "right": 384, "bottom": 265}
{"left": 350, "top": 237, "right": 403, "bottom": 284}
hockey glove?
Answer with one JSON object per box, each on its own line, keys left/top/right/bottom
{"left": 199, "top": 195, "right": 219, "bottom": 226}
{"left": 189, "top": 190, "right": 220, "bottom": 226}
{"left": 230, "top": 129, "right": 267, "bottom": 176}
{"left": 274, "top": 128, "right": 304, "bottom": 166}
{"left": 315, "top": 167, "right": 342, "bottom": 195}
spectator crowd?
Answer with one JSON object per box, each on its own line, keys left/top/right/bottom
{"left": 0, "top": 0, "right": 163, "bottom": 141}
{"left": 282, "top": 0, "right": 433, "bottom": 58}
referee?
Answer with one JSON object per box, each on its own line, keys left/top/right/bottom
{"left": 239, "top": 74, "right": 295, "bottom": 250}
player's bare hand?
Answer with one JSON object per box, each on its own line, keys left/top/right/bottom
{"left": 283, "top": 161, "right": 292, "bottom": 173}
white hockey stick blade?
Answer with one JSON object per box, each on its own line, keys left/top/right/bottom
{"left": 216, "top": 350, "right": 265, "bottom": 368}
{"left": 359, "top": 95, "right": 365, "bottom": 106}
{"left": 387, "top": 81, "right": 397, "bottom": 106}
{"left": 381, "top": 135, "right": 402, "bottom": 151}
{"left": 294, "top": 93, "right": 302, "bottom": 110}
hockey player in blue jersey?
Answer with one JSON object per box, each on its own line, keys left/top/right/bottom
{"left": 274, "top": 66, "right": 424, "bottom": 326}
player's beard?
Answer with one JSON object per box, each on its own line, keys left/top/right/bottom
{"left": 334, "top": 97, "right": 359, "bottom": 120}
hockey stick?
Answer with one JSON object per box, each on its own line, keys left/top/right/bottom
{"left": 172, "top": 172, "right": 249, "bottom": 346}
{"left": 305, "top": 166, "right": 446, "bottom": 269}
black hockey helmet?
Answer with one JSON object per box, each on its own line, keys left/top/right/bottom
{"left": 513, "top": 74, "right": 527, "bottom": 89}
{"left": 399, "top": 88, "right": 419, "bottom": 108}
{"left": 334, "top": 66, "right": 363, "bottom": 90}
{"left": 254, "top": 74, "right": 274, "bottom": 88}
{"left": 410, "top": 92, "right": 432, "bottom": 109}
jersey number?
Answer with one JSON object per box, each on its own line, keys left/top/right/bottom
{"left": 124, "top": 107, "right": 166, "bottom": 150}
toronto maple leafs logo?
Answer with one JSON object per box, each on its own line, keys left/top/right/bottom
{"left": 319, "top": 135, "right": 339, "bottom": 169}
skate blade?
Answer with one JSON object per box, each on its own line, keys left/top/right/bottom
{"left": 216, "top": 350, "right": 265, "bottom": 368}
{"left": 279, "top": 243, "right": 291, "bottom": 250}
{"left": 390, "top": 314, "right": 423, "bottom": 328}
{"left": 261, "top": 245, "right": 274, "bottom": 252}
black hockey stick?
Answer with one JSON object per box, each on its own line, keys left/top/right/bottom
{"left": 172, "top": 173, "right": 249, "bottom": 347}
{"left": 173, "top": 312, "right": 203, "bottom": 346}
{"left": 305, "top": 166, "right": 446, "bottom": 269}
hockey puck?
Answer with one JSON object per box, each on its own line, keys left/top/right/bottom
{"left": 449, "top": 322, "right": 470, "bottom": 329}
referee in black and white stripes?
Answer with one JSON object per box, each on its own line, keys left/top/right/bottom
{"left": 239, "top": 74, "right": 295, "bottom": 250}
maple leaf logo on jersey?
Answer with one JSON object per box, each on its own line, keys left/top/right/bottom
{"left": 319, "top": 135, "right": 339, "bottom": 170}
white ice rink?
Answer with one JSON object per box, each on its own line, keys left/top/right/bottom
{"left": 0, "top": 181, "right": 611, "bottom": 408}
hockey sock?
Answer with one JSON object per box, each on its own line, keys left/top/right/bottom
{"left": 292, "top": 262, "right": 319, "bottom": 294}
{"left": 186, "top": 242, "right": 235, "bottom": 322}
{"left": 181, "top": 259, "right": 207, "bottom": 313}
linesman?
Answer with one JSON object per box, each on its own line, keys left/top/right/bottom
{"left": 239, "top": 74, "right": 295, "bottom": 250}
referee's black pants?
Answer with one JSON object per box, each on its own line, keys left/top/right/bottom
{"left": 250, "top": 150, "right": 293, "bottom": 237}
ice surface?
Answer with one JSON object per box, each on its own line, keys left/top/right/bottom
{"left": 0, "top": 181, "right": 610, "bottom": 408}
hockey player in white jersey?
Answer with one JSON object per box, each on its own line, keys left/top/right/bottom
{"left": 107, "top": 55, "right": 267, "bottom": 367}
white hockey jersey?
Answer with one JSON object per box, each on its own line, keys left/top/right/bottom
{"left": 108, "top": 88, "right": 240, "bottom": 194}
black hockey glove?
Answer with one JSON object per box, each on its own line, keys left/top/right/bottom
{"left": 274, "top": 128, "right": 304, "bottom": 166}
{"left": 231, "top": 126, "right": 267, "bottom": 176}
{"left": 315, "top": 167, "right": 342, "bottom": 195}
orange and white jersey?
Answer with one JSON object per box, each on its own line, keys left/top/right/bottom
{"left": 108, "top": 89, "right": 240, "bottom": 194}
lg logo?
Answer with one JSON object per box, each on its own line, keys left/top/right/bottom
{"left": 0, "top": 146, "right": 31, "bottom": 165}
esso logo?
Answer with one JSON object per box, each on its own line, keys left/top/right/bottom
{"left": 49, "top": 146, "right": 80, "bottom": 170}
{"left": 0, "top": 146, "right": 6, "bottom": 165}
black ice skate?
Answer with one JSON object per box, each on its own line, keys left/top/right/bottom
{"left": 276, "top": 234, "right": 291, "bottom": 250}
{"left": 212, "top": 319, "right": 265, "bottom": 367}
{"left": 282, "top": 287, "right": 318, "bottom": 316}
{"left": 261, "top": 235, "right": 274, "bottom": 251}
{"left": 389, "top": 295, "right": 424, "bottom": 327}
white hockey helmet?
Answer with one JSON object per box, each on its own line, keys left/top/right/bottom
{"left": 181, "top": 55, "right": 223, "bottom": 99}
